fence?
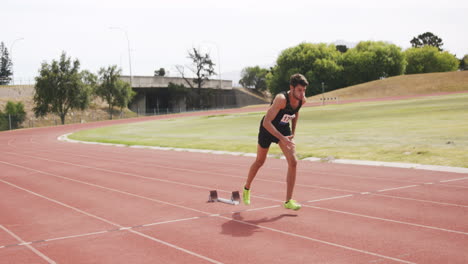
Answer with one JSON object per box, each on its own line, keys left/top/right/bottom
{"left": 0, "top": 103, "right": 248, "bottom": 131}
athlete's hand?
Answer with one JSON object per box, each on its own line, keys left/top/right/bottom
{"left": 282, "top": 136, "right": 295, "bottom": 149}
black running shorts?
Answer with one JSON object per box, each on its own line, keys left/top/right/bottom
{"left": 258, "top": 124, "right": 291, "bottom": 149}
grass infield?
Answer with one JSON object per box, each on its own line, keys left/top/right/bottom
{"left": 70, "top": 93, "right": 468, "bottom": 168}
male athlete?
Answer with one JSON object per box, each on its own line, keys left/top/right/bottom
{"left": 243, "top": 73, "right": 308, "bottom": 210}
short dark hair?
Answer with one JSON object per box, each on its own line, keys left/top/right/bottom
{"left": 290, "top": 74, "right": 309, "bottom": 87}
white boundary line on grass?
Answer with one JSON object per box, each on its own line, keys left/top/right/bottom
{"left": 58, "top": 133, "right": 468, "bottom": 175}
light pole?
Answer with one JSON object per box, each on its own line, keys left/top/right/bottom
{"left": 109, "top": 27, "right": 133, "bottom": 87}
{"left": 202, "top": 41, "right": 222, "bottom": 89}
{"left": 10, "top": 37, "right": 24, "bottom": 85}
{"left": 321, "top": 82, "right": 325, "bottom": 105}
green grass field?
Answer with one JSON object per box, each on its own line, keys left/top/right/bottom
{"left": 70, "top": 93, "right": 468, "bottom": 168}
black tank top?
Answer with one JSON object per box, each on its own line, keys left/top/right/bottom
{"left": 262, "top": 91, "right": 302, "bottom": 129}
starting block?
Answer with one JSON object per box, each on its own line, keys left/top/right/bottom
{"left": 208, "top": 190, "right": 240, "bottom": 205}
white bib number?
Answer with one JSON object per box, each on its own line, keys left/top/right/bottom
{"left": 280, "top": 114, "right": 295, "bottom": 124}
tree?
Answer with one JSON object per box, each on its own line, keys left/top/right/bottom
{"left": 154, "top": 68, "right": 166, "bottom": 76}
{"left": 460, "top": 54, "right": 468, "bottom": 71}
{"left": 4, "top": 101, "right": 26, "bottom": 129}
{"left": 336, "top": 45, "right": 348, "bottom": 53}
{"left": 410, "top": 32, "right": 443, "bottom": 51}
{"left": 267, "top": 43, "right": 344, "bottom": 96}
{"left": 239, "top": 66, "right": 268, "bottom": 91}
{"left": 188, "top": 48, "right": 216, "bottom": 91}
{"left": 342, "top": 41, "right": 406, "bottom": 86}
{"left": 96, "top": 65, "right": 135, "bottom": 119}
{"left": 0, "top": 42, "right": 13, "bottom": 85}
{"left": 405, "top": 46, "right": 460, "bottom": 74}
{"left": 34, "top": 52, "right": 92, "bottom": 124}
{"left": 0, "top": 110, "right": 6, "bottom": 130}
{"left": 176, "top": 48, "right": 216, "bottom": 108}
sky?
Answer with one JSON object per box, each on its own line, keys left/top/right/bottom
{"left": 3, "top": 0, "right": 467, "bottom": 85}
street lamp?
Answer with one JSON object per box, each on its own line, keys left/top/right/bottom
{"left": 109, "top": 27, "right": 133, "bottom": 87}
{"left": 321, "top": 82, "right": 325, "bottom": 105}
{"left": 10, "top": 37, "right": 24, "bottom": 85}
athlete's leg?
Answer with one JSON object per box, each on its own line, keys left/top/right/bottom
{"left": 278, "top": 139, "right": 298, "bottom": 202}
{"left": 245, "top": 144, "right": 269, "bottom": 189}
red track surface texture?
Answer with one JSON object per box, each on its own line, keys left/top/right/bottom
{"left": 1, "top": 106, "right": 467, "bottom": 263}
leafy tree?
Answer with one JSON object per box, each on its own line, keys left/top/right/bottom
{"left": 4, "top": 101, "right": 26, "bottom": 129}
{"left": 188, "top": 48, "right": 216, "bottom": 91}
{"left": 405, "top": 46, "right": 460, "bottom": 74}
{"left": 460, "top": 54, "right": 468, "bottom": 71}
{"left": 176, "top": 48, "right": 216, "bottom": 107}
{"left": 267, "top": 43, "right": 344, "bottom": 96}
{"left": 410, "top": 32, "right": 443, "bottom": 51}
{"left": 167, "top": 82, "right": 187, "bottom": 108}
{"left": 0, "top": 42, "right": 13, "bottom": 85}
{"left": 154, "top": 68, "right": 166, "bottom": 76}
{"left": 34, "top": 52, "right": 92, "bottom": 124}
{"left": 96, "top": 65, "right": 134, "bottom": 119}
{"left": 0, "top": 110, "right": 7, "bottom": 130}
{"left": 342, "top": 41, "right": 406, "bottom": 86}
{"left": 239, "top": 66, "right": 268, "bottom": 91}
{"left": 336, "top": 45, "right": 348, "bottom": 53}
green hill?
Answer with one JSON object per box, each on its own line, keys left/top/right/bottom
{"left": 309, "top": 71, "right": 468, "bottom": 101}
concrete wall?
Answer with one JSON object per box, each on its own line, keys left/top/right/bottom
{"left": 0, "top": 85, "right": 35, "bottom": 98}
{"left": 120, "top": 76, "right": 233, "bottom": 89}
{"left": 130, "top": 87, "right": 269, "bottom": 114}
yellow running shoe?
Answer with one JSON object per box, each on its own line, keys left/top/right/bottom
{"left": 284, "top": 199, "right": 301, "bottom": 210}
{"left": 243, "top": 188, "right": 250, "bottom": 205}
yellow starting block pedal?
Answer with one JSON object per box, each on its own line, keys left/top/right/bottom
{"left": 208, "top": 190, "right": 240, "bottom": 205}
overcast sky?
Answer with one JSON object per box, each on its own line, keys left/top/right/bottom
{"left": 3, "top": 0, "right": 467, "bottom": 84}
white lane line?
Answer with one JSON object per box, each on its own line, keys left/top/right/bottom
{"left": 0, "top": 160, "right": 220, "bottom": 215}
{"left": 243, "top": 205, "right": 280, "bottom": 212}
{"left": 219, "top": 216, "right": 416, "bottom": 264}
{"left": 374, "top": 194, "right": 468, "bottom": 208}
{"left": 1, "top": 153, "right": 288, "bottom": 203}
{"left": 2, "top": 217, "right": 202, "bottom": 249}
{"left": 0, "top": 203, "right": 321, "bottom": 249}
{"left": 5, "top": 151, "right": 361, "bottom": 194}
{"left": 0, "top": 165, "right": 415, "bottom": 263}
{"left": 377, "top": 185, "right": 419, "bottom": 192}
{"left": 45, "top": 230, "right": 109, "bottom": 243}
{"left": 2, "top": 158, "right": 467, "bottom": 237}
{"left": 0, "top": 224, "right": 56, "bottom": 264}
{"left": 0, "top": 179, "right": 223, "bottom": 264}
{"left": 303, "top": 204, "right": 468, "bottom": 236}
{"left": 440, "top": 177, "right": 468, "bottom": 183}
{"left": 143, "top": 217, "right": 201, "bottom": 227}
{"left": 307, "top": 194, "right": 354, "bottom": 203}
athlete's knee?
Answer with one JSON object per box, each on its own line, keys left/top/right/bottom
{"left": 288, "top": 157, "right": 297, "bottom": 168}
{"left": 254, "top": 158, "right": 266, "bottom": 167}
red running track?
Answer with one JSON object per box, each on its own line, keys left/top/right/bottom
{"left": 1, "top": 105, "right": 468, "bottom": 264}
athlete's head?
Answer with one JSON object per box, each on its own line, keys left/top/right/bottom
{"left": 289, "top": 74, "right": 308, "bottom": 101}
{"left": 290, "top": 74, "right": 309, "bottom": 88}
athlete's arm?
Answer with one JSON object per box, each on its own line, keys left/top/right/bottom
{"left": 262, "top": 94, "right": 294, "bottom": 148}
{"left": 291, "top": 99, "right": 306, "bottom": 137}
{"left": 291, "top": 111, "right": 298, "bottom": 137}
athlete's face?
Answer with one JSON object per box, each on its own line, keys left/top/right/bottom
{"left": 291, "top": 84, "right": 307, "bottom": 101}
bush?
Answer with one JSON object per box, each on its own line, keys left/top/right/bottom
{"left": 405, "top": 46, "right": 459, "bottom": 74}
{"left": 1, "top": 101, "right": 27, "bottom": 130}
{"left": 342, "top": 41, "right": 406, "bottom": 86}
{"left": 267, "top": 43, "right": 344, "bottom": 96}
